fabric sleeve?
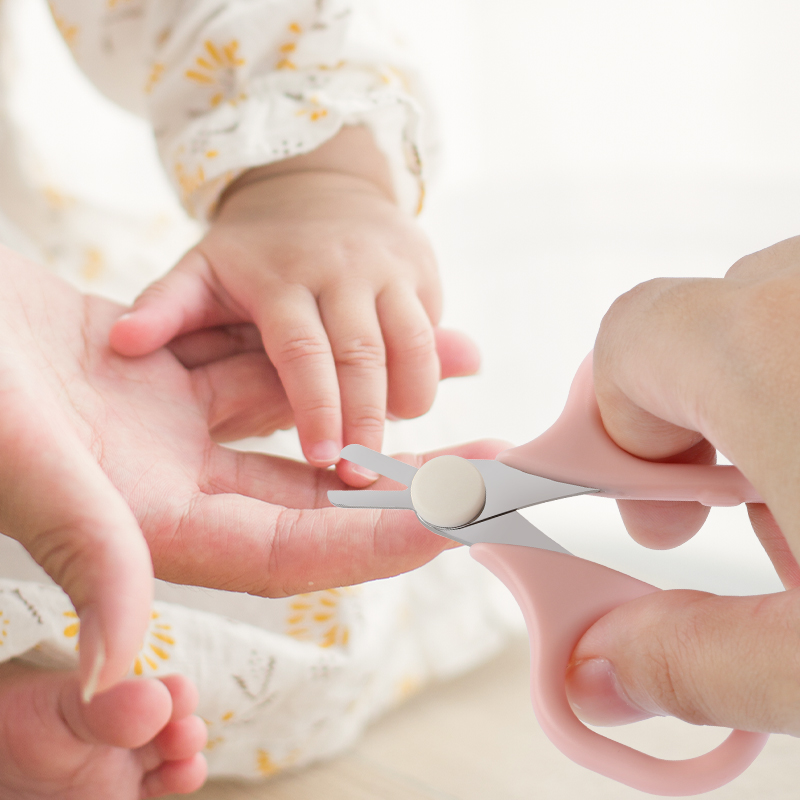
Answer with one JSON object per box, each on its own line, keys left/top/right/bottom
{"left": 46, "top": 0, "right": 426, "bottom": 219}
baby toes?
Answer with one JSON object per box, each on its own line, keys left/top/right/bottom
{"left": 138, "top": 674, "right": 208, "bottom": 798}
{"left": 158, "top": 673, "right": 200, "bottom": 721}
{"left": 68, "top": 677, "right": 173, "bottom": 750}
{"left": 150, "top": 714, "right": 208, "bottom": 762}
{"left": 141, "top": 753, "right": 208, "bottom": 798}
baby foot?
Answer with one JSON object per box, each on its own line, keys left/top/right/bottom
{"left": 0, "top": 661, "right": 207, "bottom": 799}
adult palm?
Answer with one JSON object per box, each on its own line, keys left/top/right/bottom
{"left": 0, "top": 246, "right": 498, "bottom": 700}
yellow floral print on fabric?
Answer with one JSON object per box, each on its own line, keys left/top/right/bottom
{"left": 295, "top": 95, "right": 328, "bottom": 122}
{"left": 202, "top": 710, "right": 236, "bottom": 751}
{"left": 316, "top": 60, "right": 346, "bottom": 72}
{"left": 256, "top": 748, "right": 299, "bottom": 777}
{"left": 0, "top": 610, "right": 9, "bottom": 646}
{"left": 276, "top": 22, "right": 303, "bottom": 70}
{"left": 381, "top": 65, "right": 412, "bottom": 91}
{"left": 80, "top": 247, "right": 106, "bottom": 282}
{"left": 286, "top": 588, "right": 351, "bottom": 648}
{"left": 174, "top": 161, "right": 206, "bottom": 202}
{"left": 48, "top": 4, "right": 79, "bottom": 48}
{"left": 132, "top": 611, "right": 175, "bottom": 676}
{"left": 256, "top": 750, "right": 280, "bottom": 776}
{"left": 62, "top": 609, "right": 175, "bottom": 668}
{"left": 395, "top": 674, "right": 423, "bottom": 703}
{"left": 144, "top": 62, "right": 165, "bottom": 94}
{"left": 179, "top": 169, "right": 237, "bottom": 218}
{"left": 43, "top": 186, "right": 76, "bottom": 211}
{"left": 185, "top": 40, "right": 247, "bottom": 108}
{"left": 63, "top": 610, "right": 79, "bottom": 651}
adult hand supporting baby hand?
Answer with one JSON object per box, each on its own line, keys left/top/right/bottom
{"left": 565, "top": 236, "right": 800, "bottom": 734}
{"left": 0, "top": 245, "right": 500, "bottom": 705}
{"left": 110, "top": 126, "right": 480, "bottom": 487}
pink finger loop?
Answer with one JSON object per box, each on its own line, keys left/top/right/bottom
{"left": 471, "top": 544, "right": 768, "bottom": 796}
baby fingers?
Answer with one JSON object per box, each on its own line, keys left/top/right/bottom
{"left": 319, "top": 284, "right": 388, "bottom": 486}
{"left": 254, "top": 285, "right": 341, "bottom": 468}
{"left": 378, "top": 285, "right": 439, "bottom": 421}
{"left": 110, "top": 250, "right": 241, "bottom": 357}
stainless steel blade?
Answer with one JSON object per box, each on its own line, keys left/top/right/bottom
{"left": 331, "top": 447, "right": 590, "bottom": 555}
{"left": 466, "top": 459, "right": 597, "bottom": 523}
{"left": 340, "top": 444, "right": 418, "bottom": 487}
{"left": 425, "top": 510, "right": 571, "bottom": 554}
{"left": 327, "top": 489, "right": 414, "bottom": 510}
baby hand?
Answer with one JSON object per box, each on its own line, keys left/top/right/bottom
{"left": 110, "top": 132, "right": 477, "bottom": 485}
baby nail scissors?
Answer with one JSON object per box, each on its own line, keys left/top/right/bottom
{"left": 328, "top": 355, "right": 769, "bottom": 796}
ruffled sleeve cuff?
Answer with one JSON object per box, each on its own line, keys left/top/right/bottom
{"left": 153, "top": 62, "right": 425, "bottom": 221}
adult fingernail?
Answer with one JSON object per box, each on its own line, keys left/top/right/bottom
{"left": 565, "top": 658, "right": 656, "bottom": 726}
{"left": 307, "top": 440, "right": 341, "bottom": 465}
{"left": 79, "top": 607, "right": 106, "bottom": 704}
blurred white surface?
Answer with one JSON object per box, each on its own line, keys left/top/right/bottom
{"left": 389, "top": 0, "right": 800, "bottom": 186}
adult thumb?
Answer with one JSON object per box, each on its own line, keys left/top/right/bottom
{"left": 565, "top": 587, "right": 800, "bottom": 734}
{"left": 0, "top": 395, "right": 153, "bottom": 702}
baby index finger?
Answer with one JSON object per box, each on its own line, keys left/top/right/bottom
{"left": 255, "top": 287, "right": 341, "bottom": 467}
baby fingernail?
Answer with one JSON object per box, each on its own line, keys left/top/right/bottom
{"left": 308, "top": 440, "right": 341, "bottom": 465}
{"left": 565, "top": 658, "right": 655, "bottom": 726}
{"left": 353, "top": 466, "right": 379, "bottom": 482}
{"left": 79, "top": 608, "right": 106, "bottom": 704}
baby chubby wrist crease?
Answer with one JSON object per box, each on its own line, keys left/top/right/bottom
{"left": 215, "top": 126, "right": 397, "bottom": 214}
{"left": 220, "top": 166, "right": 393, "bottom": 202}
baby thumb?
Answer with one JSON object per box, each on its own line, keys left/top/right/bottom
{"left": 0, "top": 420, "right": 153, "bottom": 702}
{"left": 565, "top": 587, "right": 800, "bottom": 734}
{"left": 109, "top": 249, "right": 225, "bottom": 357}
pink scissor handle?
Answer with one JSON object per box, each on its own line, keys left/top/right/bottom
{"left": 471, "top": 544, "right": 768, "bottom": 795}
{"left": 498, "top": 354, "right": 763, "bottom": 506}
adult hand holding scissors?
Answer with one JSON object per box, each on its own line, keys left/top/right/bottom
{"left": 331, "top": 349, "right": 768, "bottom": 791}
{"left": 567, "top": 236, "right": 800, "bottom": 736}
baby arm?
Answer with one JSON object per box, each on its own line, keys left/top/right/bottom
{"left": 44, "top": 0, "right": 481, "bottom": 485}
{"left": 110, "top": 126, "right": 463, "bottom": 486}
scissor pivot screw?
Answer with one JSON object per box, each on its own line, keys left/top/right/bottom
{"left": 410, "top": 456, "right": 486, "bottom": 528}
